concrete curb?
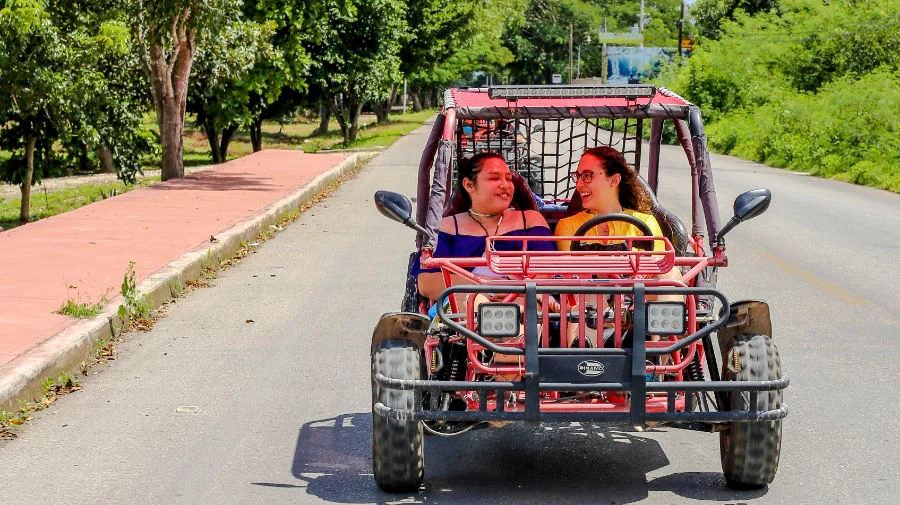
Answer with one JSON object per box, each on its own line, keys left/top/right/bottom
{"left": 0, "top": 153, "right": 372, "bottom": 412}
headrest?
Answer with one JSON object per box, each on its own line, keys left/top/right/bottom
{"left": 444, "top": 170, "right": 538, "bottom": 217}
{"left": 564, "top": 191, "right": 584, "bottom": 217}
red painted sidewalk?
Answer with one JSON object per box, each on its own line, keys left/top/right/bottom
{"left": 0, "top": 150, "right": 350, "bottom": 392}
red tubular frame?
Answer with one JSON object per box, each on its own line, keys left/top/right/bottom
{"left": 421, "top": 235, "right": 716, "bottom": 414}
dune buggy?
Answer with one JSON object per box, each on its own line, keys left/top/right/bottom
{"left": 372, "top": 85, "right": 789, "bottom": 492}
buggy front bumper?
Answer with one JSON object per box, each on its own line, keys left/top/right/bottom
{"left": 374, "top": 282, "right": 790, "bottom": 428}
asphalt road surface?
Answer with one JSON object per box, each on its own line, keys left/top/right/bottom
{"left": 1, "top": 118, "right": 898, "bottom": 505}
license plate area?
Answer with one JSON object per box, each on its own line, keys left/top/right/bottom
{"left": 538, "top": 355, "right": 631, "bottom": 384}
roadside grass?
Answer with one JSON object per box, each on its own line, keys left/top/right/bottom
{"left": 58, "top": 297, "right": 106, "bottom": 319}
{"left": 1, "top": 109, "right": 436, "bottom": 232}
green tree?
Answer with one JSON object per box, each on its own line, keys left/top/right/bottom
{"left": 691, "top": 0, "right": 780, "bottom": 39}
{"left": 188, "top": 17, "right": 276, "bottom": 163}
{"left": 504, "top": 0, "right": 601, "bottom": 84}
{"left": 0, "top": 0, "right": 148, "bottom": 223}
{"left": 383, "top": 0, "right": 475, "bottom": 118}
{"left": 135, "top": 0, "right": 240, "bottom": 180}
{"left": 308, "top": 0, "right": 407, "bottom": 144}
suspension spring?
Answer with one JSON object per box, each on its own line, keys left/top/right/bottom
{"left": 688, "top": 352, "right": 705, "bottom": 382}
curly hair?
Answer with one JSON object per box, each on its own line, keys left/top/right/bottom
{"left": 581, "top": 146, "right": 651, "bottom": 213}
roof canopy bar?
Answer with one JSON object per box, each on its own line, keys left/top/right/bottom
{"left": 488, "top": 84, "right": 657, "bottom": 101}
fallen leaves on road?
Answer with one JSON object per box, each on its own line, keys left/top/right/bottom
{"left": 246, "top": 319, "right": 254, "bottom": 323}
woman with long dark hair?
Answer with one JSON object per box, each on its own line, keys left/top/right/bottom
{"left": 415, "top": 151, "right": 554, "bottom": 300}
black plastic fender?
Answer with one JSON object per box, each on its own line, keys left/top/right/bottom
{"left": 371, "top": 312, "right": 431, "bottom": 354}
{"left": 716, "top": 300, "right": 773, "bottom": 357}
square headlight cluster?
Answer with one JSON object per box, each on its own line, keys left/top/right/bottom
{"left": 478, "top": 303, "right": 521, "bottom": 338}
{"left": 646, "top": 302, "right": 687, "bottom": 335}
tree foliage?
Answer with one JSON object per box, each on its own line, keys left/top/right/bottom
{"left": 659, "top": 0, "right": 900, "bottom": 190}
{"left": 188, "top": 17, "right": 277, "bottom": 162}
{"left": 307, "top": 0, "right": 407, "bottom": 143}
{"left": 0, "top": 0, "right": 153, "bottom": 223}
{"left": 136, "top": 0, "right": 241, "bottom": 180}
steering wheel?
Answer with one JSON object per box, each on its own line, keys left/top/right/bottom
{"left": 571, "top": 213, "right": 655, "bottom": 252}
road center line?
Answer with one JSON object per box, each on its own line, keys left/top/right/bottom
{"left": 754, "top": 248, "right": 868, "bottom": 306}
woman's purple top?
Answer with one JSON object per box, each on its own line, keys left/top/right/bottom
{"left": 412, "top": 212, "right": 554, "bottom": 275}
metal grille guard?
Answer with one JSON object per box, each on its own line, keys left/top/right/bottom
{"left": 373, "top": 282, "right": 790, "bottom": 427}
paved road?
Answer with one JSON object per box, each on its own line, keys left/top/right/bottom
{"left": 1, "top": 119, "right": 898, "bottom": 504}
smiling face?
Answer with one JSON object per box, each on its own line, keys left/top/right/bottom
{"left": 574, "top": 153, "right": 621, "bottom": 212}
{"left": 463, "top": 155, "right": 514, "bottom": 215}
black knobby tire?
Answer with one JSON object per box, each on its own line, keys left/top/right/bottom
{"left": 372, "top": 340, "right": 425, "bottom": 492}
{"left": 719, "top": 333, "right": 783, "bottom": 489}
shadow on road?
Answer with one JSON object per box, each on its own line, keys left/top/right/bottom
{"left": 286, "top": 413, "right": 768, "bottom": 504}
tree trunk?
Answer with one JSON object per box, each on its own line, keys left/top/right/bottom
{"left": 348, "top": 101, "right": 363, "bottom": 143}
{"left": 373, "top": 84, "right": 398, "bottom": 124}
{"left": 431, "top": 88, "right": 440, "bottom": 109}
{"left": 19, "top": 135, "right": 37, "bottom": 224}
{"left": 411, "top": 89, "right": 422, "bottom": 112}
{"left": 220, "top": 124, "right": 237, "bottom": 159}
{"left": 98, "top": 148, "right": 115, "bottom": 173}
{"left": 313, "top": 102, "right": 330, "bottom": 136}
{"left": 332, "top": 95, "right": 350, "bottom": 144}
{"left": 373, "top": 101, "right": 389, "bottom": 124}
{"left": 202, "top": 114, "right": 223, "bottom": 164}
{"left": 79, "top": 142, "right": 90, "bottom": 172}
{"left": 249, "top": 117, "right": 263, "bottom": 152}
{"left": 142, "top": 8, "right": 196, "bottom": 181}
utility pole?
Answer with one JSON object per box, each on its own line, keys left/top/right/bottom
{"left": 568, "top": 24, "right": 574, "bottom": 83}
{"left": 678, "top": 1, "right": 685, "bottom": 60}
{"left": 577, "top": 45, "right": 581, "bottom": 80}
{"left": 640, "top": 0, "right": 645, "bottom": 48}
{"left": 601, "top": 18, "right": 608, "bottom": 84}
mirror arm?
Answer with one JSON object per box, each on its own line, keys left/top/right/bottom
{"left": 715, "top": 216, "right": 739, "bottom": 244}
{"left": 402, "top": 217, "right": 432, "bottom": 245}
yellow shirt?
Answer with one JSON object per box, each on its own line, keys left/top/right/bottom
{"left": 554, "top": 209, "right": 665, "bottom": 251}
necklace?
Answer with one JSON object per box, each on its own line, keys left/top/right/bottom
{"left": 468, "top": 208, "right": 497, "bottom": 219}
{"left": 468, "top": 209, "right": 504, "bottom": 236}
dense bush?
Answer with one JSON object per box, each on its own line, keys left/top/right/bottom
{"left": 707, "top": 67, "right": 900, "bottom": 190}
{"left": 658, "top": 0, "right": 899, "bottom": 191}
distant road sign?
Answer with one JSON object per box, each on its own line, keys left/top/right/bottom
{"left": 551, "top": 74, "right": 562, "bottom": 84}
{"left": 596, "top": 30, "right": 644, "bottom": 46}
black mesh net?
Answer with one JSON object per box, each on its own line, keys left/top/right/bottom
{"left": 452, "top": 117, "right": 644, "bottom": 201}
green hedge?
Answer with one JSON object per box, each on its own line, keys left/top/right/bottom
{"left": 707, "top": 67, "right": 900, "bottom": 191}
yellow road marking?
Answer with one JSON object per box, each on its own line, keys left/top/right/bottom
{"left": 754, "top": 248, "right": 868, "bottom": 306}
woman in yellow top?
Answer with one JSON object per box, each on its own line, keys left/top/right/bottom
{"left": 555, "top": 146, "right": 664, "bottom": 251}
{"left": 554, "top": 146, "right": 681, "bottom": 356}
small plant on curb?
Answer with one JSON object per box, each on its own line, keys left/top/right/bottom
{"left": 169, "top": 278, "right": 184, "bottom": 298}
{"left": 58, "top": 296, "right": 106, "bottom": 319}
{"left": 0, "top": 371, "right": 82, "bottom": 438}
{"left": 201, "top": 249, "right": 220, "bottom": 279}
{"left": 118, "top": 261, "right": 153, "bottom": 330}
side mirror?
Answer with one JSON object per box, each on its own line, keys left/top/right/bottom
{"left": 716, "top": 188, "right": 771, "bottom": 244}
{"left": 374, "top": 190, "right": 431, "bottom": 241}
{"left": 374, "top": 190, "right": 413, "bottom": 223}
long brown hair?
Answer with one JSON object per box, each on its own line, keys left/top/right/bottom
{"left": 582, "top": 146, "right": 651, "bottom": 213}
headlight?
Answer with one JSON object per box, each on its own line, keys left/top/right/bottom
{"left": 478, "top": 303, "right": 521, "bottom": 339}
{"left": 646, "top": 302, "right": 687, "bottom": 335}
